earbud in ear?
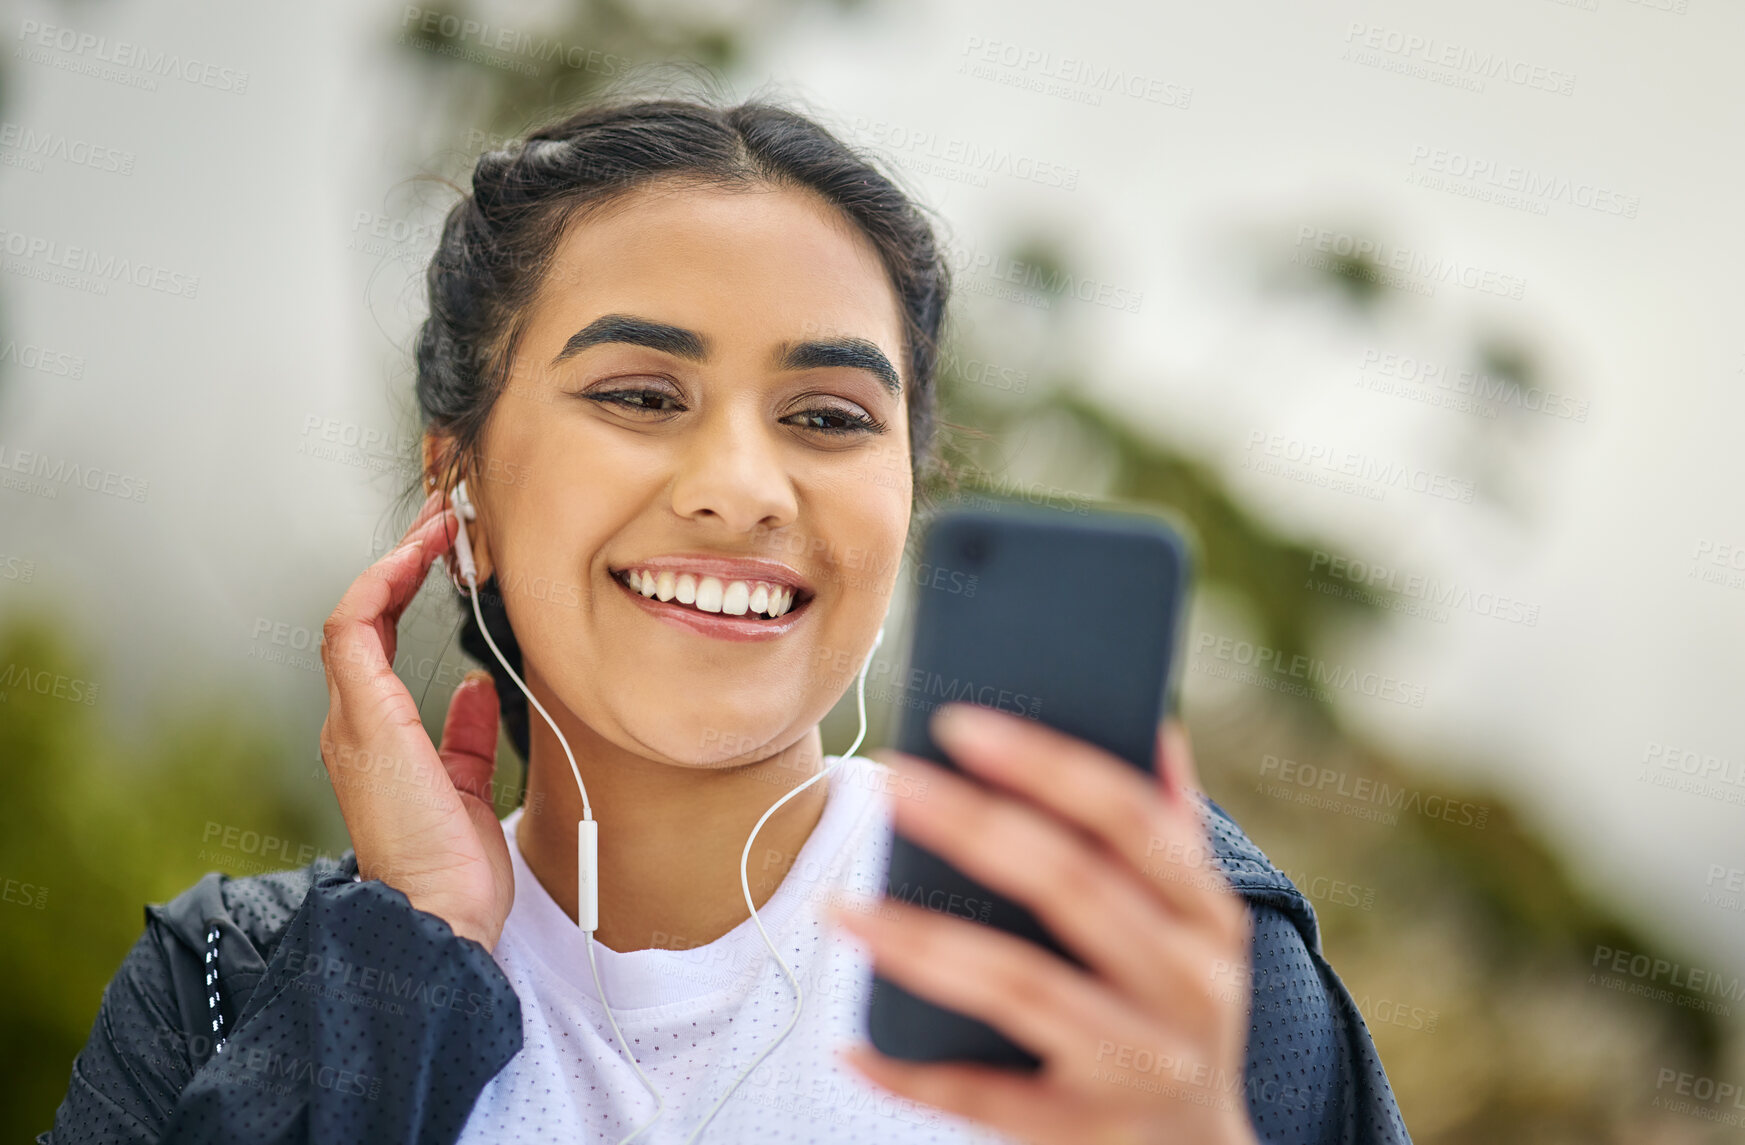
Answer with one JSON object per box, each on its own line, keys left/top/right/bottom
{"left": 450, "top": 479, "right": 479, "bottom": 589}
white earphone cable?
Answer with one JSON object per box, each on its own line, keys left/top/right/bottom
{"left": 672, "top": 630, "right": 879, "bottom": 1144}
{"left": 463, "top": 578, "right": 673, "bottom": 1135}
{"left": 449, "top": 485, "right": 880, "bottom": 1145}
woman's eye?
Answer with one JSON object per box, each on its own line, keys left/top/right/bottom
{"left": 588, "top": 389, "right": 683, "bottom": 413}
{"left": 582, "top": 387, "right": 881, "bottom": 435}
{"left": 785, "top": 406, "right": 885, "bottom": 436}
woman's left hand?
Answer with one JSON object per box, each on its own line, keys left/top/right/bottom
{"left": 827, "top": 703, "right": 1259, "bottom": 1145}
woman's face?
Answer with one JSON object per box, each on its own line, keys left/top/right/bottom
{"left": 458, "top": 180, "right": 913, "bottom": 767}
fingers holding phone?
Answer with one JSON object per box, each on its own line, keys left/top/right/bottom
{"left": 831, "top": 706, "right": 1256, "bottom": 1145}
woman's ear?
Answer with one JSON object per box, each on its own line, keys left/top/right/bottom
{"left": 422, "top": 434, "right": 496, "bottom": 585}
{"left": 420, "top": 433, "right": 450, "bottom": 500}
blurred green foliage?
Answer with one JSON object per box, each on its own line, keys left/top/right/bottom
{"left": 0, "top": 617, "right": 332, "bottom": 1136}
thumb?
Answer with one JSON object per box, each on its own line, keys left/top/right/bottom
{"left": 440, "top": 669, "right": 500, "bottom": 804}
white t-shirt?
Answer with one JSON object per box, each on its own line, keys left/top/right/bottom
{"left": 456, "top": 754, "right": 1019, "bottom": 1145}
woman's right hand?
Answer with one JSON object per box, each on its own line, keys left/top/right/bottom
{"left": 317, "top": 488, "right": 514, "bottom": 951}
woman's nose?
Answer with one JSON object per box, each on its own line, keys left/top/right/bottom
{"left": 667, "top": 410, "right": 799, "bottom": 534}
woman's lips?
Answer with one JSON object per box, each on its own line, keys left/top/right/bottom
{"left": 611, "top": 571, "right": 811, "bottom": 642}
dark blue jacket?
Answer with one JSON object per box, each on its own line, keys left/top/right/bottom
{"left": 39, "top": 798, "right": 1412, "bottom": 1143}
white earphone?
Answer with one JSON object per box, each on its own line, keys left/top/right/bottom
{"left": 445, "top": 478, "right": 884, "bottom": 1144}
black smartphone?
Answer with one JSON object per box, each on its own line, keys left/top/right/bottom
{"left": 866, "top": 496, "right": 1195, "bottom": 1069}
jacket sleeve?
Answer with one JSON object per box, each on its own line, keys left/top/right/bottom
{"left": 1195, "top": 798, "right": 1411, "bottom": 1145}
{"left": 1238, "top": 895, "right": 1413, "bottom": 1145}
{"left": 39, "top": 871, "right": 522, "bottom": 1145}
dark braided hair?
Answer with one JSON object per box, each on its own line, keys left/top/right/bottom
{"left": 411, "top": 89, "right": 953, "bottom": 763}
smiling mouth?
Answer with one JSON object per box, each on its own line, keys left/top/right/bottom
{"left": 612, "top": 568, "right": 813, "bottom": 622}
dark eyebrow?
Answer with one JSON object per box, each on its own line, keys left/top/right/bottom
{"left": 776, "top": 336, "right": 901, "bottom": 394}
{"left": 552, "top": 314, "right": 707, "bottom": 365}
{"left": 551, "top": 312, "right": 902, "bottom": 394}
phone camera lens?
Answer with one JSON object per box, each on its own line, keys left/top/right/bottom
{"left": 960, "top": 531, "right": 990, "bottom": 566}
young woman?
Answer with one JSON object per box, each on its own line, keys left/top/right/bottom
{"left": 42, "top": 95, "right": 1411, "bottom": 1145}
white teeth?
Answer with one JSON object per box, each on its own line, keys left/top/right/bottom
{"left": 623, "top": 569, "right": 801, "bottom": 620}
{"left": 695, "top": 576, "right": 724, "bottom": 613}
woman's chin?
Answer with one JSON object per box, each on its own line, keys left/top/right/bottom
{"left": 628, "top": 715, "right": 812, "bottom": 770}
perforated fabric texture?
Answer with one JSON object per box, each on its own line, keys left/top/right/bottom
{"left": 1202, "top": 797, "right": 1412, "bottom": 1144}
{"left": 38, "top": 851, "right": 521, "bottom": 1144}
{"left": 39, "top": 799, "right": 1411, "bottom": 1144}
